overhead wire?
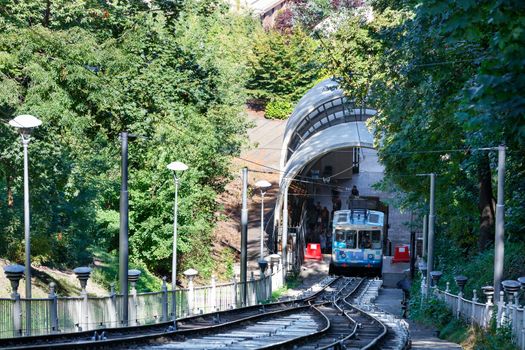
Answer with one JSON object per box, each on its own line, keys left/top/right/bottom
{"left": 2, "top": 12, "right": 515, "bottom": 170}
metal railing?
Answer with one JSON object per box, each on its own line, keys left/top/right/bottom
{"left": 421, "top": 277, "right": 525, "bottom": 349}
{"left": 0, "top": 265, "right": 284, "bottom": 338}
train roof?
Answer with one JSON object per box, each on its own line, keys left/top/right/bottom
{"left": 333, "top": 209, "right": 384, "bottom": 226}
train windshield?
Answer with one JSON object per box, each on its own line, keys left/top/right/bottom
{"left": 334, "top": 229, "right": 357, "bottom": 249}
{"left": 358, "top": 230, "right": 382, "bottom": 249}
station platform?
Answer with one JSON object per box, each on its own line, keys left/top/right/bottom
{"left": 382, "top": 256, "right": 409, "bottom": 288}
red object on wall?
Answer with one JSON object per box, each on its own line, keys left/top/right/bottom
{"left": 305, "top": 243, "right": 323, "bottom": 261}
{"left": 392, "top": 245, "right": 410, "bottom": 263}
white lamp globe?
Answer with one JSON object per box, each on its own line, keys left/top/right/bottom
{"left": 9, "top": 115, "right": 42, "bottom": 129}
{"left": 255, "top": 180, "right": 272, "bottom": 189}
{"left": 167, "top": 161, "right": 188, "bottom": 172}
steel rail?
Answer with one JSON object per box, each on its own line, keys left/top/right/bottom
{"left": 257, "top": 304, "right": 332, "bottom": 350}
{"left": 305, "top": 277, "right": 366, "bottom": 350}
{"left": 338, "top": 280, "right": 388, "bottom": 350}
{"left": 260, "top": 278, "right": 360, "bottom": 350}
{"left": 259, "top": 278, "right": 364, "bottom": 350}
{"left": 0, "top": 277, "right": 340, "bottom": 349}
{"left": 6, "top": 304, "right": 323, "bottom": 350}
{"left": 353, "top": 304, "right": 388, "bottom": 350}
{"left": 279, "top": 277, "right": 388, "bottom": 350}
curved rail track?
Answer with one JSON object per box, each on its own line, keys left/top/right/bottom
{"left": 0, "top": 277, "right": 338, "bottom": 350}
{"left": 267, "top": 277, "right": 388, "bottom": 350}
{"left": 0, "top": 277, "right": 405, "bottom": 350}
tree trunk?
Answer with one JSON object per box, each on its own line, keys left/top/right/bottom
{"left": 43, "top": 0, "right": 51, "bottom": 27}
{"left": 7, "top": 175, "right": 13, "bottom": 208}
{"left": 478, "top": 153, "right": 495, "bottom": 251}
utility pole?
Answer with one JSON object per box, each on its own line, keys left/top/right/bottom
{"left": 240, "top": 167, "right": 248, "bottom": 306}
{"left": 410, "top": 211, "right": 416, "bottom": 280}
{"left": 494, "top": 145, "right": 506, "bottom": 297}
{"left": 282, "top": 185, "right": 289, "bottom": 274}
{"left": 422, "top": 214, "right": 428, "bottom": 259}
{"left": 426, "top": 173, "right": 436, "bottom": 296}
{"left": 119, "top": 131, "right": 136, "bottom": 326}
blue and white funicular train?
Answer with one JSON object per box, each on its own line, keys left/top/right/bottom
{"left": 329, "top": 208, "right": 386, "bottom": 276}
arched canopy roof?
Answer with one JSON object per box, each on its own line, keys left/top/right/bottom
{"left": 280, "top": 78, "right": 376, "bottom": 169}
{"left": 279, "top": 121, "right": 374, "bottom": 190}
{"left": 275, "top": 79, "right": 377, "bottom": 226}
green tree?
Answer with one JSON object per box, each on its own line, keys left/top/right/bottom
{"left": 247, "top": 28, "right": 322, "bottom": 118}
{"left": 0, "top": 0, "right": 253, "bottom": 282}
{"left": 329, "top": 0, "right": 525, "bottom": 252}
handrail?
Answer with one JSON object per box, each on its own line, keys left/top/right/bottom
{"left": 423, "top": 280, "right": 525, "bottom": 350}
{"left": 0, "top": 266, "right": 286, "bottom": 340}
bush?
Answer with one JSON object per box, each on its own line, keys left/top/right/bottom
{"left": 247, "top": 28, "right": 322, "bottom": 101}
{"left": 265, "top": 98, "right": 294, "bottom": 119}
{"left": 473, "top": 323, "right": 518, "bottom": 350}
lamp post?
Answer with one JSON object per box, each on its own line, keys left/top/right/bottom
{"left": 255, "top": 180, "right": 271, "bottom": 276}
{"left": 9, "top": 114, "right": 42, "bottom": 335}
{"left": 493, "top": 145, "right": 506, "bottom": 298}
{"left": 167, "top": 161, "right": 188, "bottom": 327}
{"left": 240, "top": 167, "right": 248, "bottom": 306}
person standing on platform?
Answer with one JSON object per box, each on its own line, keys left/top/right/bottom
{"left": 347, "top": 186, "right": 360, "bottom": 209}
{"left": 321, "top": 206, "right": 329, "bottom": 230}
{"left": 332, "top": 195, "right": 342, "bottom": 221}
{"left": 320, "top": 232, "right": 326, "bottom": 253}
{"left": 333, "top": 195, "right": 342, "bottom": 211}
{"left": 351, "top": 185, "right": 359, "bottom": 197}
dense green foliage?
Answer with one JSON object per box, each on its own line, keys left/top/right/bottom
{"left": 329, "top": 0, "right": 525, "bottom": 263}
{"left": 246, "top": 0, "right": 364, "bottom": 120}
{"left": 264, "top": 98, "right": 295, "bottom": 120}
{"left": 292, "top": 0, "right": 363, "bottom": 29}
{"left": 247, "top": 28, "right": 322, "bottom": 119}
{"left": 328, "top": 2, "right": 524, "bottom": 346}
{"left": 0, "top": 0, "right": 252, "bottom": 286}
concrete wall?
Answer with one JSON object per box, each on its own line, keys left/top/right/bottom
{"left": 309, "top": 148, "right": 354, "bottom": 180}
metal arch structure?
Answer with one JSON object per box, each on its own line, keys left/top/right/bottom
{"left": 275, "top": 78, "right": 377, "bottom": 270}
{"left": 279, "top": 78, "right": 376, "bottom": 170}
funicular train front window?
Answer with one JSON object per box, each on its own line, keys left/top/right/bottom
{"left": 335, "top": 229, "right": 356, "bottom": 249}
{"left": 358, "top": 230, "right": 381, "bottom": 249}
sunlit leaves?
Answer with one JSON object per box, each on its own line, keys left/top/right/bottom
{"left": 0, "top": 0, "right": 253, "bottom": 279}
{"left": 332, "top": 0, "right": 525, "bottom": 252}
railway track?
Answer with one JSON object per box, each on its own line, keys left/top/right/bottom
{"left": 1, "top": 276, "right": 408, "bottom": 350}
{"left": 114, "top": 277, "right": 383, "bottom": 350}
{"left": 0, "top": 277, "right": 338, "bottom": 350}
{"left": 271, "top": 277, "right": 389, "bottom": 350}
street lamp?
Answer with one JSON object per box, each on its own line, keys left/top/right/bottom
{"left": 255, "top": 180, "right": 272, "bottom": 276}
{"left": 9, "top": 114, "right": 42, "bottom": 335}
{"left": 167, "top": 161, "right": 188, "bottom": 327}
